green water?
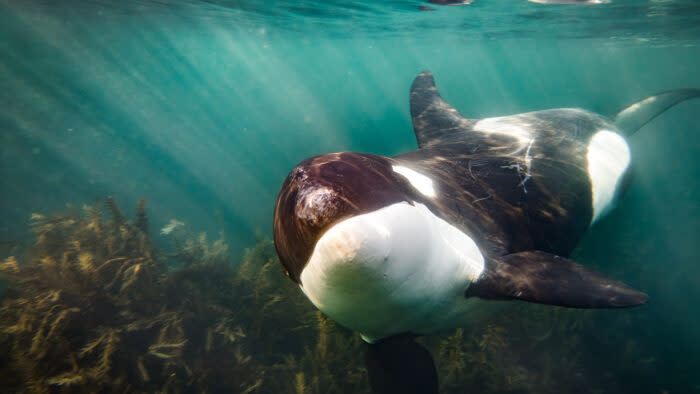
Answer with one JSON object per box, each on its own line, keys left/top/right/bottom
{"left": 1, "top": 1, "right": 699, "bottom": 393}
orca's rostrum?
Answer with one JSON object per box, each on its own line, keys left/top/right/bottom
{"left": 273, "top": 71, "right": 699, "bottom": 394}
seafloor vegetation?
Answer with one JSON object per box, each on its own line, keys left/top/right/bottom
{"left": 0, "top": 199, "right": 657, "bottom": 393}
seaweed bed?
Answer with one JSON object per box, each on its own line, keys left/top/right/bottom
{"left": 0, "top": 199, "right": 656, "bottom": 393}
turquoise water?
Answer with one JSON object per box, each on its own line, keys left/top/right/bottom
{"left": 1, "top": 0, "right": 699, "bottom": 393}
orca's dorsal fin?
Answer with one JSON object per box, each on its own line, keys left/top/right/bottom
{"left": 465, "top": 251, "right": 649, "bottom": 308}
{"left": 410, "top": 71, "right": 476, "bottom": 148}
{"left": 614, "top": 89, "right": 700, "bottom": 136}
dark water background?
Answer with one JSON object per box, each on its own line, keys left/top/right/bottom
{"left": 1, "top": 0, "right": 699, "bottom": 393}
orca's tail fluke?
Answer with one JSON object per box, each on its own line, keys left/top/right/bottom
{"left": 365, "top": 334, "right": 438, "bottom": 394}
{"left": 614, "top": 89, "right": 700, "bottom": 136}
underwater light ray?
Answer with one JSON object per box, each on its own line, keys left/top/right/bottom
{"left": 213, "top": 24, "right": 355, "bottom": 156}
{"left": 0, "top": 71, "right": 223, "bottom": 237}
{"left": 1, "top": 7, "right": 258, "bottom": 243}
{"left": 316, "top": 37, "right": 414, "bottom": 153}
{"left": 117, "top": 29, "right": 275, "bottom": 233}
{"left": 197, "top": 30, "right": 329, "bottom": 204}
{"left": 147, "top": 23, "right": 296, "bottom": 226}
{"left": 19, "top": 6, "right": 302, "bottom": 233}
{"left": 26, "top": 6, "right": 276, "bottom": 235}
{"left": 122, "top": 16, "right": 326, "bottom": 231}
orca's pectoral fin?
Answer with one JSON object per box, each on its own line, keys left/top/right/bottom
{"left": 614, "top": 88, "right": 700, "bottom": 136}
{"left": 365, "top": 333, "right": 438, "bottom": 394}
{"left": 465, "top": 251, "right": 649, "bottom": 308}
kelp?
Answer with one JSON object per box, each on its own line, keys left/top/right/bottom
{"left": 0, "top": 199, "right": 260, "bottom": 393}
{"left": 0, "top": 198, "right": 655, "bottom": 393}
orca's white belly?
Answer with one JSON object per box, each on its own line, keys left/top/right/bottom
{"left": 299, "top": 201, "right": 485, "bottom": 343}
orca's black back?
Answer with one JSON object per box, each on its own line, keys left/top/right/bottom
{"left": 395, "top": 109, "right": 601, "bottom": 258}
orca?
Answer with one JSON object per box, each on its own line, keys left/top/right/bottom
{"left": 273, "top": 71, "right": 699, "bottom": 393}
{"left": 426, "top": 0, "right": 471, "bottom": 5}
{"left": 528, "top": 0, "right": 609, "bottom": 4}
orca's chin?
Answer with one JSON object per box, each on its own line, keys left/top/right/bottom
{"left": 299, "top": 201, "right": 485, "bottom": 343}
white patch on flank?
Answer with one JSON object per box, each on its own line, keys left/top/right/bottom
{"left": 586, "top": 130, "right": 631, "bottom": 223}
{"left": 299, "top": 202, "right": 484, "bottom": 343}
{"left": 473, "top": 116, "right": 533, "bottom": 143}
{"left": 392, "top": 165, "right": 436, "bottom": 198}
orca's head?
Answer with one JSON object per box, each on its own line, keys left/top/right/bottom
{"left": 273, "top": 152, "right": 417, "bottom": 284}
